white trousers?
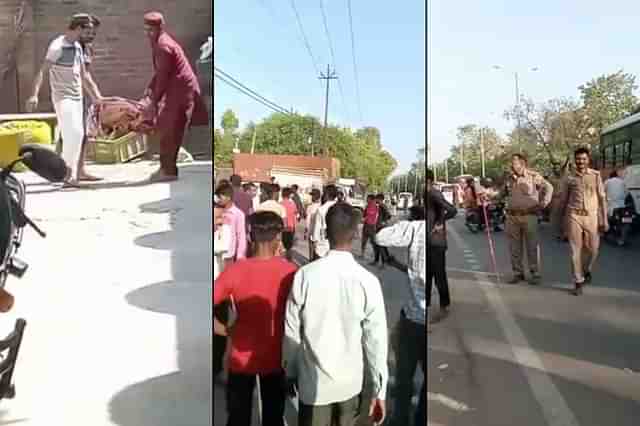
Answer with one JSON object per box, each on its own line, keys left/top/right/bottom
{"left": 54, "top": 98, "right": 84, "bottom": 181}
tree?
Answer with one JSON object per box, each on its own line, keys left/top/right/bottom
{"left": 220, "top": 109, "right": 239, "bottom": 134}
{"left": 579, "top": 71, "right": 638, "bottom": 135}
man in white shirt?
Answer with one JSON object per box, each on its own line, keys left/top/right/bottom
{"left": 283, "top": 203, "right": 388, "bottom": 426}
{"left": 604, "top": 170, "right": 628, "bottom": 217}
{"left": 26, "top": 14, "right": 104, "bottom": 185}
{"left": 310, "top": 184, "right": 339, "bottom": 259}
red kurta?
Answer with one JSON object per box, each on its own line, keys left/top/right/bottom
{"left": 148, "top": 31, "right": 208, "bottom": 176}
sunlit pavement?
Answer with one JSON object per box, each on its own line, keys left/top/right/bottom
{"left": 0, "top": 161, "right": 212, "bottom": 426}
{"left": 214, "top": 211, "right": 424, "bottom": 426}
{"left": 428, "top": 213, "right": 640, "bottom": 426}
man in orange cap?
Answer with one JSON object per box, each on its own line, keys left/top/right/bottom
{"left": 143, "top": 11, "right": 208, "bottom": 182}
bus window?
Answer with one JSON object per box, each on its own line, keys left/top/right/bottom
{"left": 605, "top": 146, "right": 614, "bottom": 168}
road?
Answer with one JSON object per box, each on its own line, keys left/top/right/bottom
{"left": 0, "top": 161, "right": 212, "bottom": 426}
{"left": 214, "top": 212, "right": 424, "bottom": 426}
{"left": 428, "top": 211, "right": 640, "bottom": 426}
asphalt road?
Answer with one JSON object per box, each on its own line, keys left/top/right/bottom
{"left": 427, "top": 211, "right": 640, "bottom": 426}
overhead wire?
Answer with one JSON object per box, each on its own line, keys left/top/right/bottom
{"left": 346, "top": 0, "right": 363, "bottom": 124}
{"left": 319, "top": 0, "right": 351, "bottom": 124}
{"left": 289, "top": 0, "right": 323, "bottom": 91}
{"left": 214, "top": 67, "right": 291, "bottom": 115}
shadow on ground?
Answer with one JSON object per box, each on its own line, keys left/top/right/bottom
{"left": 107, "top": 164, "right": 212, "bottom": 426}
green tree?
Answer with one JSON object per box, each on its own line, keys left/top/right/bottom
{"left": 220, "top": 109, "right": 239, "bottom": 134}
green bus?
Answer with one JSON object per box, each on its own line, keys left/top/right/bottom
{"left": 596, "top": 111, "right": 640, "bottom": 177}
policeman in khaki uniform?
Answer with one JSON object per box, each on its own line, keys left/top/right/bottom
{"left": 557, "top": 147, "right": 608, "bottom": 296}
{"left": 501, "top": 153, "right": 553, "bottom": 285}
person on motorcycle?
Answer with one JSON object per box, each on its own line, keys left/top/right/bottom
{"left": 464, "top": 178, "right": 488, "bottom": 226}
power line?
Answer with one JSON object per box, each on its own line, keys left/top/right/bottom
{"left": 319, "top": 0, "right": 350, "bottom": 124}
{"left": 346, "top": 0, "right": 363, "bottom": 123}
{"left": 289, "top": 0, "right": 322, "bottom": 83}
{"left": 214, "top": 68, "right": 291, "bottom": 115}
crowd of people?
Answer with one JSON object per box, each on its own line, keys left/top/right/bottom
{"left": 213, "top": 176, "right": 426, "bottom": 426}
{"left": 427, "top": 147, "right": 613, "bottom": 337}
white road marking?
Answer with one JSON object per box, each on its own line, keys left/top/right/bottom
{"left": 427, "top": 392, "right": 472, "bottom": 412}
{"left": 449, "top": 226, "right": 580, "bottom": 426}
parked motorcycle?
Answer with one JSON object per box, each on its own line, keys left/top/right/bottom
{"left": 466, "top": 202, "right": 505, "bottom": 233}
{"left": 605, "top": 206, "right": 635, "bottom": 247}
{"left": 0, "top": 144, "right": 67, "bottom": 400}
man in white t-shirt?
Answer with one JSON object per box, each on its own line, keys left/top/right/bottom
{"left": 26, "top": 14, "right": 104, "bottom": 186}
{"left": 311, "top": 184, "right": 339, "bottom": 259}
{"left": 604, "top": 170, "right": 628, "bottom": 217}
{"left": 257, "top": 184, "right": 287, "bottom": 219}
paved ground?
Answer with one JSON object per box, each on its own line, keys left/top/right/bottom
{"left": 0, "top": 161, "right": 212, "bottom": 425}
{"left": 428, "top": 211, "right": 640, "bottom": 426}
{"left": 213, "top": 211, "right": 424, "bottom": 426}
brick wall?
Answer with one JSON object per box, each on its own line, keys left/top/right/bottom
{"left": 1, "top": 0, "right": 211, "bottom": 113}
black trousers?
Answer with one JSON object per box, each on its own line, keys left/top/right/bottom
{"left": 213, "top": 301, "right": 229, "bottom": 377}
{"left": 226, "top": 370, "right": 286, "bottom": 426}
{"left": 426, "top": 246, "right": 450, "bottom": 308}
{"left": 392, "top": 312, "right": 426, "bottom": 426}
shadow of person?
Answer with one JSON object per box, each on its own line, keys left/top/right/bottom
{"left": 108, "top": 163, "right": 212, "bottom": 426}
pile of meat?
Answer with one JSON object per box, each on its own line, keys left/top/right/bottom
{"left": 86, "top": 97, "right": 156, "bottom": 140}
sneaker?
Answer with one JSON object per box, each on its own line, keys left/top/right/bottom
{"left": 584, "top": 272, "right": 592, "bottom": 285}
{"left": 507, "top": 274, "right": 525, "bottom": 284}
{"left": 571, "top": 283, "right": 584, "bottom": 296}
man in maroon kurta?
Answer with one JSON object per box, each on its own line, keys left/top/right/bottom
{"left": 143, "top": 12, "right": 208, "bottom": 182}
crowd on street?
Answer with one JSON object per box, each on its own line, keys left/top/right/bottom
{"left": 213, "top": 176, "right": 426, "bottom": 426}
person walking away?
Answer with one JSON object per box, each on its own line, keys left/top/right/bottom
{"left": 375, "top": 183, "right": 430, "bottom": 426}
{"left": 361, "top": 195, "right": 379, "bottom": 258}
{"left": 214, "top": 211, "right": 298, "bottom": 426}
{"left": 26, "top": 13, "right": 104, "bottom": 186}
{"left": 230, "top": 175, "right": 253, "bottom": 218}
{"left": 257, "top": 184, "right": 286, "bottom": 219}
{"left": 284, "top": 203, "right": 388, "bottom": 426}
{"left": 76, "top": 13, "right": 103, "bottom": 182}
{"left": 501, "top": 153, "right": 553, "bottom": 285}
{"left": 311, "top": 184, "right": 339, "bottom": 259}
{"left": 281, "top": 187, "right": 298, "bottom": 261}
{"left": 244, "top": 182, "right": 260, "bottom": 213}
{"left": 305, "top": 189, "right": 322, "bottom": 262}
{"left": 557, "top": 147, "right": 608, "bottom": 295}
{"left": 604, "top": 170, "right": 628, "bottom": 245}
{"left": 142, "top": 12, "right": 208, "bottom": 182}
{"left": 291, "top": 184, "right": 306, "bottom": 223}
{"left": 370, "top": 193, "right": 391, "bottom": 269}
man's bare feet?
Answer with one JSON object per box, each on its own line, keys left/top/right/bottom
{"left": 78, "top": 172, "right": 103, "bottom": 182}
{"left": 148, "top": 169, "right": 178, "bottom": 183}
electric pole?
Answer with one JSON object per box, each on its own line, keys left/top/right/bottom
{"left": 480, "top": 127, "right": 486, "bottom": 178}
{"left": 319, "top": 64, "right": 338, "bottom": 157}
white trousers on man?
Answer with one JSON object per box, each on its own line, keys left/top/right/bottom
{"left": 53, "top": 98, "right": 84, "bottom": 181}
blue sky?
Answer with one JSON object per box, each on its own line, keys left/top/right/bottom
{"left": 429, "top": 0, "right": 640, "bottom": 163}
{"left": 213, "top": 0, "right": 425, "bottom": 173}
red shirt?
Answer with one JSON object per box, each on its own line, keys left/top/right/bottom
{"left": 281, "top": 199, "right": 297, "bottom": 231}
{"left": 364, "top": 201, "right": 379, "bottom": 225}
{"left": 213, "top": 257, "right": 297, "bottom": 374}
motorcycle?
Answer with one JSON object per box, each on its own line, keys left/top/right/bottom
{"left": 465, "top": 202, "right": 505, "bottom": 233}
{"left": 605, "top": 205, "right": 635, "bottom": 247}
{"left": 0, "top": 144, "right": 67, "bottom": 400}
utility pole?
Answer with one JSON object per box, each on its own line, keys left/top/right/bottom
{"left": 514, "top": 71, "right": 521, "bottom": 151}
{"left": 445, "top": 159, "right": 449, "bottom": 183}
{"left": 319, "top": 64, "right": 338, "bottom": 157}
{"left": 480, "top": 127, "right": 486, "bottom": 178}
{"left": 250, "top": 126, "right": 257, "bottom": 154}
{"left": 460, "top": 139, "right": 465, "bottom": 176}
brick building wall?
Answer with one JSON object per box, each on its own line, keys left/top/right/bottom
{"left": 1, "top": 0, "right": 211, "bottom": 114}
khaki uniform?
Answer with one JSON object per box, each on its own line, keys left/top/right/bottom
{"left": 549, "top": 174, "right": 567, "bottom": 238}
{"left": 503, "top": 169, "right": 553, "bottom": 276}
{"left": 557, "top": 168, "right": 607, "bottom": 283}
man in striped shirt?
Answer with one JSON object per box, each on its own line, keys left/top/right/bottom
{"left": 376, "top": 188, "right": 427, "bottom": 426}
{"left": 26, "top": 14, "right": 104, "bottom": 185}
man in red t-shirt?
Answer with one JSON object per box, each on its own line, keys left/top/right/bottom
{"left": 361, "top": 194, "right": 379, "bottom": 258}
{"left": 281, "top": 187, "right": 298, "bottom": 261}
{"left": 213, "top": 211, "right": 297, "bottom": 426}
